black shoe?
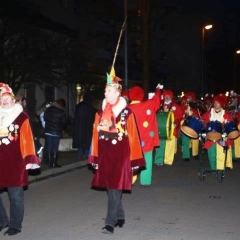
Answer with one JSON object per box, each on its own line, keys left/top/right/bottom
{"left": 0, "top": 225, "right": 8, "bottom": 232}
{"left": 4, "top": 228, "right": 21, "bottom": 236}
{"left": 183, "top": 158, "right": 190, "bottom": 161}
{"left": 140, "top": 185, "right": 151, "bottom": 188}
{"left": 101, "top": 225, "right": 114, "bottom": 234}
{"left": 115, "top": 219, "right": 125, "bottom": 228}
{"left": 193, "top": 156, "right": 199, "bottom": 160}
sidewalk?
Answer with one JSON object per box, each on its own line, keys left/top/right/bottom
{"left": 28, "top": 151, "right": 88, "bottom": 183}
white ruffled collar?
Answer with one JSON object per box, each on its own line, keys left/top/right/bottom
{"left": 102, "top": 97, "right": 127, "bottom": 117}
{"left": 0, "top": 103, "right": 23, "bottom": 129}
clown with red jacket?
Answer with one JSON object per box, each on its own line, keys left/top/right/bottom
{"left": 180, "top": 91, "right": 201, "bottom": 161}
{"left": 154, "top": 89, "right": 184, "bottom": 166}
{"left": 0, "top": 83, "right": 40, "bottom": 236}
{"left": 128, "top": 84, "right": 162, "bottom": 187}
{"left": 201, "top": 94, "right": 233, "bottom": 170}
{"left": 232, "top": 108, "right": 240, "bottom": 160}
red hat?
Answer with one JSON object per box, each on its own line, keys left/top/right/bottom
{"left": 184, "top": 91, "right": 196, "bottom": 101}
{"left": 121, "top": 90, "right": 129, "bottom": 99}
{"left": 212, "top": 94, "right": 227, "bottom": 107}
{"left": 129, "top": 86, "right": 144, "bottom": 101}
{"left": 0, "top": 83, "right": 14, "bottom": 97}
{"left": 163, "top": 89, "right": 173, "bottom": 99}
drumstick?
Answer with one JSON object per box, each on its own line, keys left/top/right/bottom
{"left": 197, "top": 108, "right": 201, "bottom": 119}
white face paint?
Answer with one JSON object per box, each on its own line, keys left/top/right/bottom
{"left": 0, "top": 95, "right": 15, "bottom": 109}
{"left": 104, "top": 85, "right": 120, "bottom": 104}
{"left": 164, "top": 95, "right": 172, "bottom": 104}
{"left": 213, "top": 101, "right": 221, "bottom": 111}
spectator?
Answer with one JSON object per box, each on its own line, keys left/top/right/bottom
{"left": 15, "top": 94, "right": 27, "bottom": 112}
{"left": 44, "top": 98, "right": 67, "bottom": 168}
{"left": 72, "top": 91, "right": 96, "bottom": 159}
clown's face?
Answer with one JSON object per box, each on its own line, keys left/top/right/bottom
{"left": 164, "top": 95, "right": 172, "bottom": 104}
{"left": 0, "top": 94, "right": 15, "bottom": 109}
{"left": 213, "top": 101, "right": 221, "bottom": 111}
{"left": 104, "top": 85, "right": 120, "bottom": 104}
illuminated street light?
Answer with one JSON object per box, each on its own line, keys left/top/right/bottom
{"left": 205, "top": 25, "right": 213, "bottom": 30}
{"left": 201, "top": 24, "right": 213, "bottom": 97}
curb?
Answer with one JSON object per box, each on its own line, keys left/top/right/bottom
{"left": 29, "top": 160, "right": 88, "bottom": 184}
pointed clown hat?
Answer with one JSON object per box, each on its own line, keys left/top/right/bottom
{"left": 106, "top": 67, "right": 122, "bottom": 92}
{"left": 0, "top": 83, "right": 14, "bottom": 97}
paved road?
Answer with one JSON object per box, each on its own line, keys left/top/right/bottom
{"left": 1, "top": 154, "right": 240, "bottom": 240}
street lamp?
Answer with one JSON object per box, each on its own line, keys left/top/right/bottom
{"left": 233, "top": 49, "right": 240, "bottom": 89}
{"left": 201, "top": 24, "right": 213, "bottom": 97}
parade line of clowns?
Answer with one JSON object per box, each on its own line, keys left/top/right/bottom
{"left": 127, "top": 87, "right": 240, "bottom": 177}
{"left": 90, "top": 80, "right": 240, "bottom": 187}
{"left": 87, "top": 68, "right": 240, "bottom": 234}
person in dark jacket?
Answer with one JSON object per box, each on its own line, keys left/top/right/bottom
{"left": 72, "top": 91, "right": 96, "bottom": 159}
{"left": 44, "top": 98, "right": 67, "bottom": 168}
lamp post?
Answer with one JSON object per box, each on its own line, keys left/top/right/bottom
{"left": 233, "top": 49, "right": 240, "bottom": 90}
{"left": 201, "top": 24, "right": 213, "bottom": 97}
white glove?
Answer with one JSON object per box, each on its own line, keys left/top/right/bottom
{"left": 92, "top": 163, "right": 98, "bottom": 170}
{"left": 156, "top": 84, "right": 164, "bottom": 89}
{"left": 26, "top": 163, "right": 41, "bottom": 170}
{"left": 132, "top": 166, "right": 139, "bottom": 171}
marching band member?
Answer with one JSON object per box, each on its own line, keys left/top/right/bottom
{"left": 180, "top": 91, "right": 200, "bottom": 161}
{"left": 204, "top": 93, "right": 214, "bottom": 111}
{"left": 128, "top": 84, "right": 162, "bottom": 187}
{"left": 201, "top": 94, "right": 233, "bottom": 170}
{"left": 231, "top": 96, "right": 240, "bottom": 161}
{"left": 154, "top": 89, "right": 184, "bottom": 166}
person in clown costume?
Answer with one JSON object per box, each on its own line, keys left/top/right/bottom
{"left": 201, "top": 94, "right": 233, "bottom": 170}
{"left": 88, "top": 68, "right": 145, "bottom": 234}
{"left": 231, "top": 96, "right": 240, "bottom": 161}
{"left": 204, "top": 93, "right": 214, "bottom": 111}
{"left": 128, "top": 84, "right": 163, "bottom": 187}
{"left": 0, "top": 83, "right": 40, "bottom": 236}
{"left": 154, "top": 89, "right": 184, "bottom": 166}
{"left": 180, "top": 91, "right": 201, "bottom": 161}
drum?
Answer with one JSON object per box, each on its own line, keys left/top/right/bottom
{"left": 156, "top": 111, "right": 174, "bottom": 140}
{"left": 205, "top": 121, "right": 223, "bottom": 141}
{"left": 224, "top": 121, "right": 239, "bottom": 139}
{"left": 181, "top": 116, "right": 204, "bottom": 139}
